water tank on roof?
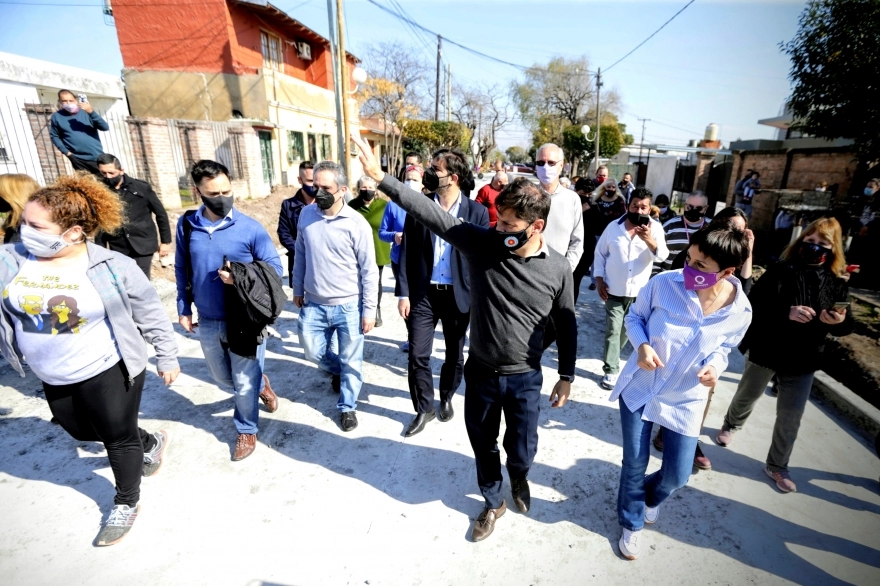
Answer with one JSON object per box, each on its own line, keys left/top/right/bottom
{"left": 704, "top": 123, "right": 719, "bottom": 141}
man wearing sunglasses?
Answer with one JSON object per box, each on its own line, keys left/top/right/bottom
{"left": 655, "top": 190, "right": 711, "bottom": 274}
{"left": 534, "top": 144, "right": 583, "bottom": 272}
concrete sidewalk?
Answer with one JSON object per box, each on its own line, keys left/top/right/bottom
{"left": 1, "top": 271, "right": 879, "bottom": 586}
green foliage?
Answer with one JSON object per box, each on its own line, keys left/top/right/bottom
{"left": 505, "top": 146, "right": 530, "bottom": 163}
{"left": 562, "top": 123, "right": 625, "bottom": 160}
{"left": 782, "top": 0, "right": 880, "bottom": 164}
{"left": 402, "top": 120, "right": 472, "bottom": 155}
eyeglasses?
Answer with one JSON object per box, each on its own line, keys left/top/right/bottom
{"left": 685, "top": 204, "right": 706, "bottom": 211}
{"left": 535, "top": 160, "right": 558, "bottom": 167}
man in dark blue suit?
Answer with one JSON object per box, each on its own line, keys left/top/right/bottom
{"left": 398, "top": 148, "right": 489, "bottom": 436}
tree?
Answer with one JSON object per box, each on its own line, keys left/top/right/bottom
{"left": 359, "top": 42, "right": 430, "bottom": 175}
{"left": 563, "top": 122, "right": 625, "bottom": 165}
{"left": 505, "top": 146, "right": 530, "bottom": 164}
{"left": 782, "top": 0, "right": 880, "bottom": 167}
{"left": 401, "top": 120, "right": 471, "bottom": 156}
{"left": 451, "top": 83, "right": 512, "bottom": 170}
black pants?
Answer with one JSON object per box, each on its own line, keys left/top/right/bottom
{"left": 68, "top": 155, "right": 103, "bottom": 178}
{"left": 390, "top": 261, "right": 401, "bottom": 296}
{"left": 133, "top": 254, "right": 153, "bottom": 279}
{"left": 463, "top": 359, "right": 543, "bottom": 509}
{"left": 43, "top": 362, "right": 155, "bottom": 507}
{"left": 377, "top": 265, "right": 385, "bottom": 320}
{"left": 407, "top": 286, "right": 469, "bottom": 413}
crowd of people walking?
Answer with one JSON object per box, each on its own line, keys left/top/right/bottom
{"left": 0, "top": 94, "right": 867, "bottom": 556}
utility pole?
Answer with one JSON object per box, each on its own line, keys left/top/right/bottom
{"left": 335, "top": 0, "right": 352, "bottom": 181}
{"left": 446, "top": 63, "right": 451, "bottom": 122}
{"left": 435, "top": 35, "right": 442, "bottom": 121}
{"left": 637, "top": 118, "right": 650, "bottom": 165}
{"left": 594, "top": 67, "right": 602, "bottom": 174}
{"left": 326, "top": 0, "right": 344, "bottom": 170}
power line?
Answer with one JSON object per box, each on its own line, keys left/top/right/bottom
{"left": 604, "top": 0, "right": 696, "bottom": 73}
{"left": 365, "top": 0, "right": 529, "bottom": 71}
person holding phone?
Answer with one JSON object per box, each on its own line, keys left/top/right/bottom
{"left": 594, "top": 188, "right": 668, "bottom": 390}
{"left": 715, "top": 217, "right": 854, "bottom": 493}
{"left": 49, "top": 90, "right": 109, "bottom": 177}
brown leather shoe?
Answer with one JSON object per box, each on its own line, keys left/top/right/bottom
{"left": 471, "top": 501, "right": 506, "bottom": 542}
{"left": 259, "top": 375, "right": 278, "bottom": 413}
{"left": 232, "top": 434, "right": 257, "bottom": 461}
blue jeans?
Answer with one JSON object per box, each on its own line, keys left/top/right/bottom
{"left": 617, "top": 397, "right": 698, "bottom": 531}
{"left": 198, "top": 317, "right": 266, "bottom": 435}
{"left": 297, "top": 300, "right": 364, "bottom": 412}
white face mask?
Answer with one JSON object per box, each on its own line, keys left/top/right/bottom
{"left": 19, "top": 224, "right": 80, "bottom": 258}
{"left": 535, "top": 163, "right": 560, "bottom": 185}
{"left": 404, "top": 180, "right": 422, "bottom": 191}
{"left": 658, "top": 207, "right": 668, "bottom": 214}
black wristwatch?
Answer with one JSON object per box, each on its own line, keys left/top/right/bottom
{"left": 559, "top": 374, "right": 575, "bottom": 383}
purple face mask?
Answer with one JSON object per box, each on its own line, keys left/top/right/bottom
{"left": 683, "top": 264, "right": 719, "bottom": 291}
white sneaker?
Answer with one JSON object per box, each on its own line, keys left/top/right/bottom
{"left": 619, "top": 527, "right": 640, "bottom": 560}
{"left": 601, "top": 373, "right": 619, "bottom": 390}
{"left": 645, "top": 505, "right": 659, "bottom": 524}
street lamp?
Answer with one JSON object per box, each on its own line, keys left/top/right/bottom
{"left": 349, "top": 66, "right": 368, "bottom": 94}
{"left": 581, "top": 124, "right": 596, "bottom": 142}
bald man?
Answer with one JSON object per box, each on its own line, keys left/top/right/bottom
{"left": 535, "top": 143, "right": 583, "bottom": 271}
{"left": 475, "top": 171, "right": 509, "bottom": 227}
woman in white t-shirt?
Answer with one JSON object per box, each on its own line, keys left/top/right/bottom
{"left": 0, "top": 174, "right": 180, "bottom": 547}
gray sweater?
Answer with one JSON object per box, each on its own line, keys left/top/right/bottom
{"left": 378, "top": 175, "right": 577, "bottom": 376}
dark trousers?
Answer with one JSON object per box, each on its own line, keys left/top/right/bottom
{"left": 407, "top": 286, "right": 469, "bottom": 413}
{"left": 43, "top": 362, "right": 155, "bottom": 507}
{"left": 390, "top": 261, "right": 401, "bottom": 296}
{"left": 68, "top": 155, "right": 103, "bottom": 178}
{"left": 464, "top": 359, "right": 543, "bottom": 509}
{"left": 133, "top": 254, "right": 153, "bottom": 279}
{"left": 377, "top": 265, "right": 384, "bottom": 322}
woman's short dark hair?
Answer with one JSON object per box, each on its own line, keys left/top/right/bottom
{"left": 690, "top": 222, "right": 750, "bottom": 270}
{"left": 713, "top": 206, "right": 748, "bottom": 227}
{"left": 654, "top": 193, "right": 670, "bottom": 206}
{"left": 191, "top": 159, "right": 231, "bottom": 184}
{"left": 432, "top": 148, "right": 475, "bottom": 192}
{"left": 574, "top": 177, "right": 593, "bottom": 193}
{"left": 495, "top": 177, "right": 550, "bottom": 224}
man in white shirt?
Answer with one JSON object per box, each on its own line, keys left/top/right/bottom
{"left": 594, "top": 187, "right": 668, "bottom": 389}
{"left": 534, "top": 143, "right": 583, "bottom": 271}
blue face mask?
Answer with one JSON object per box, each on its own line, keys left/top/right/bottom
{"left": 866, "top": 188, "right": 875, "bottom": 196}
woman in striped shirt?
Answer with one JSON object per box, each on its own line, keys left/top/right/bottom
{"left": 611, "top": 223, "right": 753, "bottom": 561}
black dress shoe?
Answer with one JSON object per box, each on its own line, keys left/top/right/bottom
{"left": 341, "top": 411, "right": 358, "bottom": 432}
{"left": 511, "top": 478, "right": 531, "bottom": 513}
{"left": 331, "top": 374, "right": 341, "bottom": 393}
{"left": 438, "top": 399, "right": 454, "bottom": 422}
{"left": 472, "top": 501, "right": 506, "bottom": 542}
{"left": 405, "top": 411, "right": 435, "bottom": 437}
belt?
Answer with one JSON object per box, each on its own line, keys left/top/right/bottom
{"left": 430, "top": 283, "right": 453, "bottom": 291}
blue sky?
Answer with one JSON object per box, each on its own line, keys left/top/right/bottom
{"left": 0, "top": 0, "right": 806, "bottom": 150}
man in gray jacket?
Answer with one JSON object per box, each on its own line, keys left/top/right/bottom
{"left": 293, "top": 161, "right": 378, "bottom": 432}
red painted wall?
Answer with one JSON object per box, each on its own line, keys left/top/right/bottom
{"left": 113, "top": 0, "right": 354, "bottom": 91}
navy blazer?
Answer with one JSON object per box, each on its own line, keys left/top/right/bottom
{"left": 399, "top": 192, "right": 490, "bottom": 313}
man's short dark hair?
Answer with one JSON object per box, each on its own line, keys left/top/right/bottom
{"left": 191, "top": 159, "right": 231, "bottom": 184}
{"left": 690, "top": 222, "right": 750, "bottom": 270}
{"left": 58, "top": 89, "right": 75, "bottom": 100}
{"left": 299, "top": 160, "right": 314, "bottom": 171}
{"left": 432, "top": 148, "right": 474, "bottom": 192}
{"left": 495, "top": 177, "right": 550, "bottom": 224}
{"left": 629, "top": 186, "right": 653, "bottom": 203}
{"left": 654, "top": 193, "right": 670, "bottom": 206}
{"left": 574, "top": 177, "right": 593, "bottom": 193}
{"left": 752, "top": 171, "right": 760, "bottom": 178}
{"left": 405, "top": 152, "right": 421, "bottom": 163}
{"left": 96, "top": 153, "right": 122, "bottom": 169}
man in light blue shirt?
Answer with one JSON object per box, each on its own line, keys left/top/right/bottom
{"left": 610, "top": 223, "right": 752, "bottom": 561}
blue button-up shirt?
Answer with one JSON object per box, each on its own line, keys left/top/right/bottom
{"left": 610, "top": 270, "right": 753, "bottom": 437}
{"left": 430, "top": 195, "right": 461, "bottom": 285}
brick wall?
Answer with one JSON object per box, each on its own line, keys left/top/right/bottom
{"left": 693, "top": 152, "right": 714, "bottom": 193}
{"left": 23, "top": 104, "right": 72, "bottom": 183}
{"left": 126, "top": 117, "right": 182, "bottom": 208}
{"left": 228, "top": 123, "right": 269, "bottom": 198}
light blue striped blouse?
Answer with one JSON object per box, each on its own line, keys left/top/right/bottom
{"left": 609, "top": 270, "right": 753, "bottom": 437}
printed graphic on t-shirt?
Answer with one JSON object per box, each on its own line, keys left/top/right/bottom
{"left": 3, "top": 274, "right": 88, "bottom": 335}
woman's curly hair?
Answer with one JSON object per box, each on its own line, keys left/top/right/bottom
{"left": 28, "top": 172, "right": 124, "bottom": 236}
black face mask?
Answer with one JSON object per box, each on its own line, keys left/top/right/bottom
{"left": 102, "top": 174, "right": 122, "bottom": 190}
{"left": 315, "top": 188, "right": 338, "bottom": 210}
{"left": 494, "top": 224, "right": 532, "bottom": 252}
{"left": 626, "top": 211, "right": 651, "bottom": 226}
{"left": 683, "top": 208, "right": 705, "bottom": 223}
{"left": 423, "top": 167, "right": 450, "bottom": 193}
{"left": 302, "top": 184, "right": 317, "bottom": 197}
{"left": 200, "top": 193, "right": 234, "bottom": 217}
{"left": 359, "top": 189, "right": 375, "bottom": 201}
{"left": 797, "top": 242, "right": 831, "bottom": 265}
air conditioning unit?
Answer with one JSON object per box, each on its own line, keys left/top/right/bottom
{"left": 297, "top": 42, "right": 312, "bottom": 61}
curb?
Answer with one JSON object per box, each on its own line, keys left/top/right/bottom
{"left": 812, "top": 370, "right": 880, "bottom": 440}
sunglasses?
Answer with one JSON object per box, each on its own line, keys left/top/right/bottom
{"left": 685, "top": 204, "right": 706, "bottom": 211}
{"left": 535, "top": 160, "right": 558, "bottom": 167}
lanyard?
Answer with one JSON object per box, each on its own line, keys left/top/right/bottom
{"left": 684, "top": 218, "right": 705, "bottom": 242}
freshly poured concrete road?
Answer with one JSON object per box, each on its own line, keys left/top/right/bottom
{"left": 1, "top": 270, "right": 879, "bottom": 586}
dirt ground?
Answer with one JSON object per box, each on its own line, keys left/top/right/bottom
{"left": 824, "top": 298, "right": 880, "bottom": 409}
